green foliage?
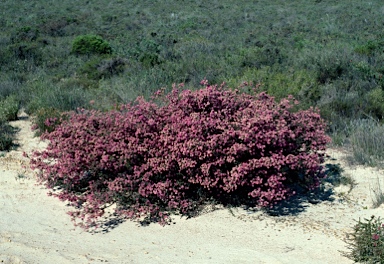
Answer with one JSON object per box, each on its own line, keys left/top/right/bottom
{"left": 9, "top": 42, "right": 43, "bottom": 61}
{"left": 0, "top": 95, "right": 19, "bottom": 122}
{"left": 366, "top": 87, "right": 384, "bottom": 119}
{"left": 348, "top": 119, "right": 384, "bottom": 167}
{"left": 355, "top": 40, "right": 384, "bottom": 56}
{"left": 239, "top": 45, "right": 286, "bottom": 69}
{"left": 79, "top": 56, "right": 127, "bottom": 80}
{"left": 344, "top": 216, "right": 384, "bottom": 263}
{"left": 227, "top": 67, "right": 319, "bottom": 106}
{"left": 354, "top": 61, "right": 375, "bottom": 80}
{"left": 26, "top": 84, "right": 90, "bottom": 115}
{"left": 10, "top": 26, "right": 39, "bottom": 43}
{"left": 32, "top": 107, "right": 65, "bottom": 136}
{"left": 38, "top": 16, "right": 78, "bottom": 37}
{"left": 71, "top": 34, "right": 112, "bottom": 55}
{"left": 134, "top": 38, "right": 163, "bottom": 68}
{"left": 0, "top": 122, "right": 18, "bottom": 151}
{"left": 316, "top": 58, "right": 346, "bottom": 84}
{"left": 371, "top": 177, "right": 384, "bottom": 209}
{"left": 57, "top": 77, "right": 99, "bottom": 90}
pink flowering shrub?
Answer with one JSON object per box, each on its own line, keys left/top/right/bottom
{"left": 30, "top": 81, "right": 331, "bottom": 229}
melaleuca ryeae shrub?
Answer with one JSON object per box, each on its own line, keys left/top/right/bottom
{"left": 30, "top": 80, "right": 331, "bottom": 229}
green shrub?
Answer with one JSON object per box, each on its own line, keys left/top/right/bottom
{"left": 0, "top": 122, "right": 18, "bottom": 151}
{"left": 32, "top": 107, "right": 66, "bottom": 136}
{"left": 79, "top": 56, "right": 127, "bottom": 80}
{"left": 366, "top": 87, "right": 384, "bottom": 120}
{"left": 239, "top": 46, "right": 286, "bottom": 69}
{"left": 0, "top": 78, "right": 22, "bottom": 98}
{"left": 344, "top": 215, "right": 384, "bottom": 263}
{"left": 71, "top": 34, "right": 112, "bottom": 55}
{"left": 9, "top": 42, "right": 43, "bottom": 61}
{"left": 226, "top": 67, "right": 319, "bottom": 105}
{"left": 135, "top": 38, "right": 163, "bottom": 68}
{"left": 139, "top": 52, "right": 161, "bottom": 68}
{"left": 0, "top": 95, "right": 19, "bottom": 122}
{"left": 348, "top": 118, "right": 384, "bottom": 167}
{"left": 57, "top": 77, "right": 99, "bottom": 90}
{"left": 26, "top": 85, "right": 90, "bottom": 115}
{"left": 39, "top": 16, "right": 78, "bottom": 37}
{"left": 10, "top": 26, "right": 39, "bottom": 43}
{"left": 355, "top": 40, "right": 384, "bottom": 56}
{"left": 353, "top": 61, "right": 375, "bottom": 80}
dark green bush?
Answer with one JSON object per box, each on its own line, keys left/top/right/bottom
{"left": 80, "top": 56, "right": 127, "bottom": 80}
{"left": 10, "top": 42, "right": 43, "bottom": 61}
{"left": 71, "top": 34, "right": 112, "bottom": 55}
{"left": 239, "top": 45, "right": 286, "bottom": 69}
{"left": 366, "top": 87, "right": 384, "bottom": 120}
{"left": 317, "top": 62, "right": 345, "bottom": 84}
{"left": 0, "top": 95, "right": 19, "bottom": 122}
{"left": 32, "top": 107, "right": 66, "bottom": 135}
{"left": 10, "top": 26, "right": 39, "bottom": 43}
{"left": 26, "top": 85, "right": 90, "bottom": 115}
{"left": 0, "top": 122, "right": 18, "bottom": 151}
{"left": 134, "top": 38, "right": 163, "bottom": 68}
{"left": 39, "top": 16, "right": 78, "bottom": 37}
{"left": 57, "top": 77, "right": 99, "bottom": 90}
{"left": 355, "top": 40, "right": 384, "bottom": 56}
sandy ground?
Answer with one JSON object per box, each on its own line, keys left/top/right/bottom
{"left": 1, "top": 111, "right": 383, "bottom": 264}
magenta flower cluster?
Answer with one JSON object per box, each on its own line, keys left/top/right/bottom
{"left": 30, "top": 81, "right": 331, "bottom": 229}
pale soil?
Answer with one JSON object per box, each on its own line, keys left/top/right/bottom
{"left": 1, "top": 110, "right": 383, "bottom": 263}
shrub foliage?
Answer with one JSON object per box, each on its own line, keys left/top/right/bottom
{"left": 30, "top": 82, "right": 330, "bottom": 228}
{"left": 344, "top": 215, "right": 384, "bottom": 263}
{"left": 71, "top": 34, "right": 112, "bottom": 55}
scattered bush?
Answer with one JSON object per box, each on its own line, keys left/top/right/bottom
{"left": 31, "top": 81, "right": 330, "bottom": 229}
{"left": 0, "top": 122, "right": 18, "bottom": 151}
{"left": 0, "top": 95, "right": 19, "bottom": 122}
{"left": 31, "top": 107, "right": 66, "bottom": 136}
{"left": 57, "top": 77, "right": 99, "bottom": 90}
{"left": 348, "top": 118, "right": 384, "bottom": 167}
{"left": 136, "top": 38, "right": 163, "bottom": 68}
{"left": 80, "top": 56, "right": 127, "bottom": 80}
{"left": 239, "top": 45, "right": 286, "bottom": 69}
{"left": 366, "top": 87, "right": 384, "bottom": 120}
{"left": 39, "top": 16, "right": 78, "bottom": 37}
{"left": 228, "top": 67, "right": 320, "bottom": 105}
{"left": 0, "top": 79, "right": 22, "bottom": 98}
{"left": 344, "top": 215, "right": 384, "bottom": 263}
{"left": 25, "top": 85, "right": 90, "bottom": 115}
{"left": 71, "top": 34, "right": 112, "bottom": 55}
{"left": 355, "top": 40, "right": 384, "bottom": 56}
{"left": 10, "top": 26, "right": 39, "bottom": 43}
{"left": 10, "top": 42, "right": 43, "bottom": 61}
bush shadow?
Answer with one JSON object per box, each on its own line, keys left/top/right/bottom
{"left": 77, "top": 163, "right": 349, "bottom": 232}
{"left": 259, "top": 163, "right": 345, "bottom": 217}
{"left": 90, "top": 213, "right": 127, "bottom": 234}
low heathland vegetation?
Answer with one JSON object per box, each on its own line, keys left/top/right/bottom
{"left": 1, "top": 0, "right": 384, "bottom": 262}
